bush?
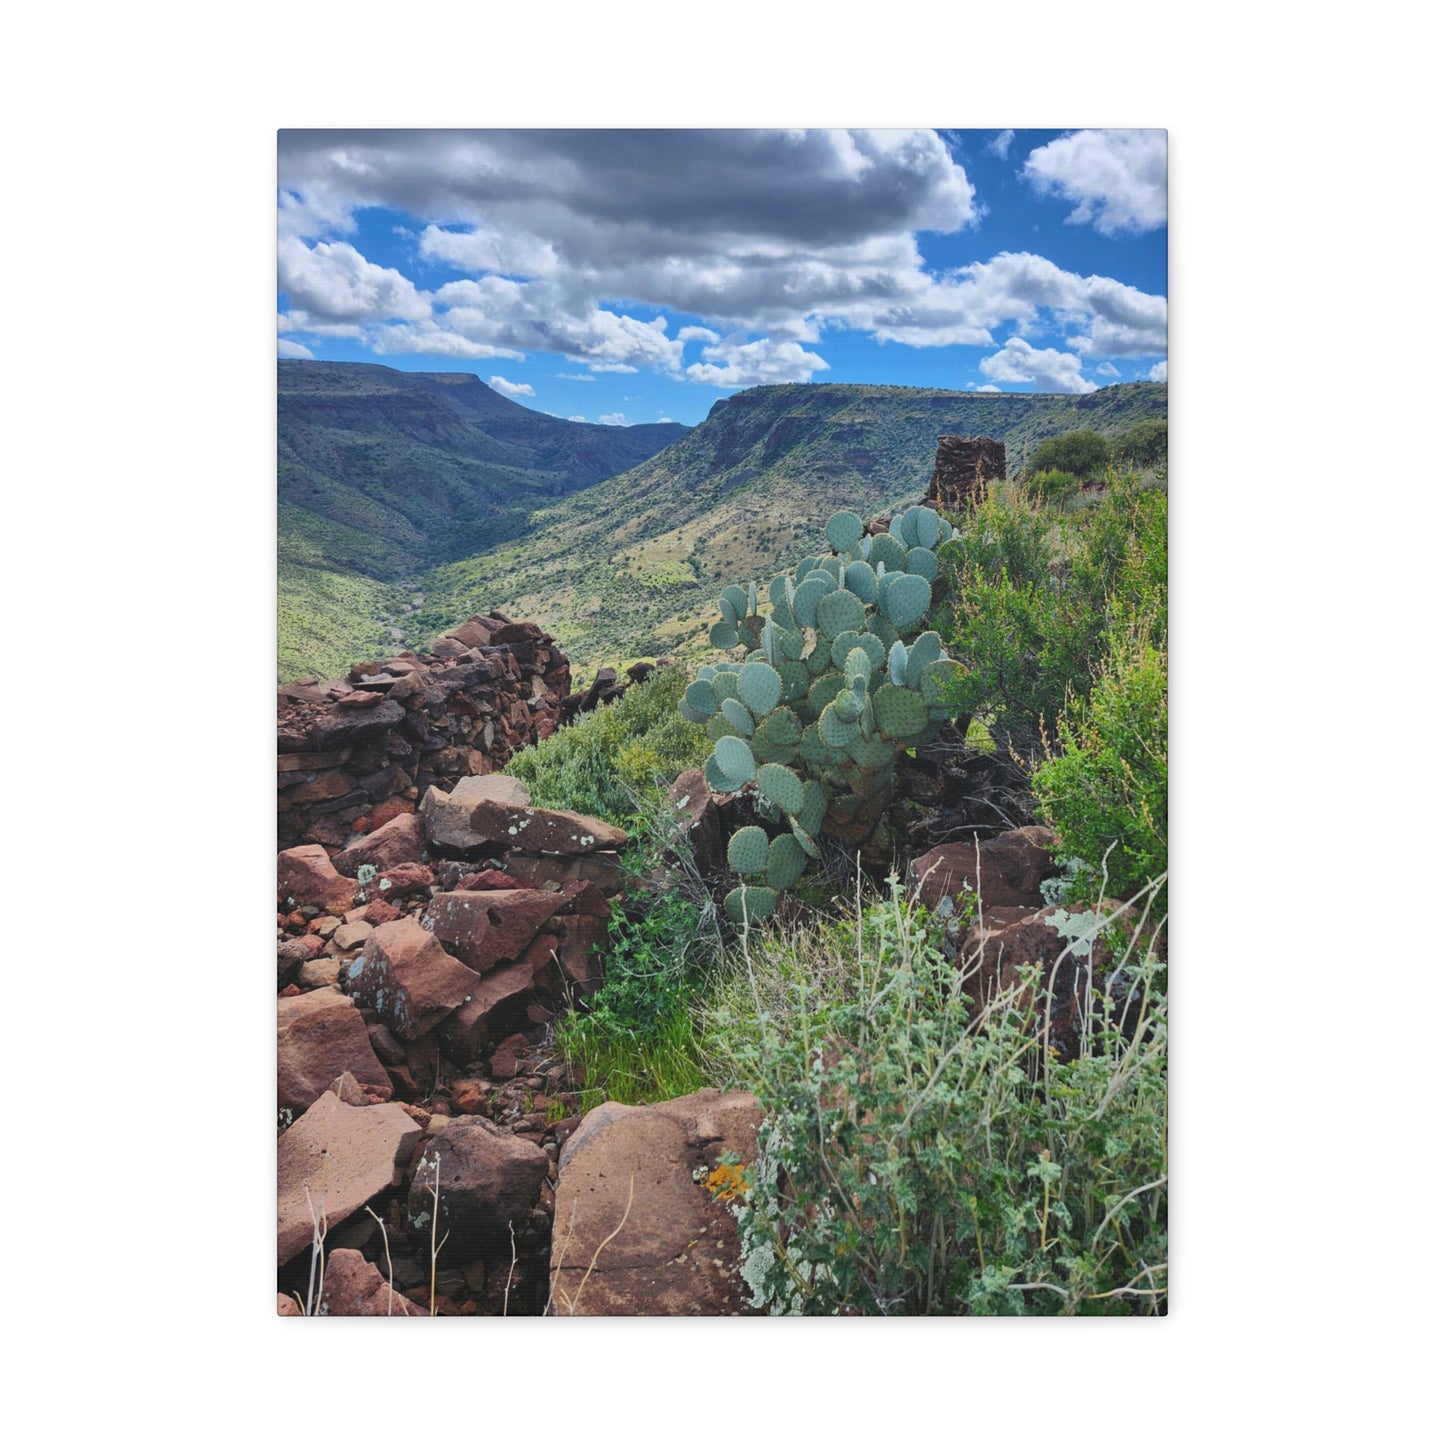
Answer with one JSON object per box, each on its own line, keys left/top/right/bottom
{"left": 704, "top": 880, "right": 1167, "bottom": 1315}
{"left": 1032, "top": 622, "right": 1168, "bottom": 916}
{"left": 1027, "top": 428, "right": 1111, "bottom": 479}
{"left": 936, "top": 476, "right": 1166, "bottom": 760}
{"left": 503, "top": 665, "right": 709, "bottom": 826}
{"left": 1030, "top": 468, "right": 1082, "bottom": 504}
{"left": 1114, "top": 418, "right": 1168, "bottom": 471}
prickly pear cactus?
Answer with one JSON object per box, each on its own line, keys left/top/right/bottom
{"left": 679, "top": 504, "right": 966, "bottom": 924}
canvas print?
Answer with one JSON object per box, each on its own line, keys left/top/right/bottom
{"left": 276, "top": 128, "right": 1168, "bottom": 1316}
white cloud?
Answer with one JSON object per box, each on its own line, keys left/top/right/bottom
{"left": 966, "top": 382, "right": 1002, "bottom": 392}
{"left": 987, "top": 130, "right": 1014, "bottom": 159}
{"left": 277, "top": 236, "right": 431, "bottom": 323}
{"left": 1095, "top": 361, "right": 1121, "bottom": 377}
{"left": 598, "top": 412, "right": 628, "bottom": 425}
{"left": 979, "top": 338, "right": 1098, "bottom": 394}
{"left": 275, "top": 130, "right": 1164, "bottom": 372}
{"left": 278, "top": 338, "right": 314, "bottom": 359}
{"left": 556, "top": 372, "right": 596, "bottom": 381}
{"left": 1148, "top": 360, "right": 1168, "bottom": 381}
{"left": 1023, "top": 130, "right": 1167, "bottom": 235}
{"left": 686, "top": 334, "right": 829, "bottom": 387}
{"left": 488, "top": 374, "right": 535, "bottom": 397}
{"left": 568, "top": 415, "right": 587, "bottom": 422}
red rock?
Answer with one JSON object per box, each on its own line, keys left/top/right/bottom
{"left": 449, "top": 1078, "right": 495, "bottom": 1114}
{"left": 439, "top": 934, "right": 556, "bottom": 1063}
{"left": 554, "top": 880, "right": 611, "bottom": 917}
{"left": 291, "top": 769, "right": 356, "bottom": 804}
{"left": 458, "top": 868, "right": 531, "bottom": 891}
{"left": 334, "top": 813, "right": 428, "bottom": 879}
{"left": 549, "top": 1090, "right": 762, "bottom": 1316}
{"left": 665, "top": 770, "right": 727, "bottom": 877}
{"left": 553, "top": 914, "right": 606, "bottom": 995}
{"left": 314, "top": 1248, "right": 427, "bottom": 1316}
{"left": 359, "top": 861, "right": 434, "bottom": 903}
{"left": 337, "top": 690, "right": 385, "bottom": 708}
{"left": 278, "top": 983, "right": 303, "bottom": 998}
{"left": 278, "top": 845, "right": 357, "bottom": 915}
{"left": 277, "top": 1294, "right": 303, "bottom": 1316}
{"left": 420, "top": 774, "right": 532, "bottom": 853}
{"left": 277, "top": 1092, "right": 424, "bottom": 1265}
{"left": 910, "top": 826, "right": 1061, "bottom": 912}
{"left": 467, "top": 801, "right": 626, "bottom": 856}
{"left": 342, "top": 918, "right": 481, "bottom": 1041}
{"left": 407, "top": 1120, "right": 549, "bottom": 1259}
{"left": 502, "top": 851, "right": 627, "bottom": 895}
{"left": 278, "top": 989, "right": 393, "bottom": 1115}
{"left": 421, "top": 889, "right": 563, "bottom": 974}
{"left": 361, "top": 899, "right": 403, "bottom": 926}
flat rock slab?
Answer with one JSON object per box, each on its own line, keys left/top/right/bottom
{"left": 421, "top": 889, "right": 562, "bottom": 974}
{"left": 467, "top": 802, "right": 626, "bottom": 856}
{"left": 421, "top": 775, "right": 532, "bottom": 853}
{"left": 342, "top": 918, "right": 480, "bottom": 1040}
{"left": 549, "top": 1089, "right": 762, "bottom": 1317}
{"left": 910, "top": 826, "right": 1060, "bottom": 912}
{"left": 503, "top": 850, "right": 626, "bottom": 896}
{"left": 277, "top": 1093, "right": 423, "bottom": 1265}
{"left": 278, "top": 989, "right": 392, "bottom": 1116}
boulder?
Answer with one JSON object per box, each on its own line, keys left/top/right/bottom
{"left": 277, "top": 1091, "right": 423, "bottom": 1264}
{"left": 503, "top": 850, "right": 627, "bottom": 896}
{"left": 420, "top": 889, "right": 562, "bottom": 974}
{"left": 334, "top": 813, "right": 428, "bottom": 878}
{"left": 277, "top": 989, "right": 392, "bottom": 1116}
{"left": 440, "top": 934, "right": 558, "bottom": 1062}
{"left": 420, "top": 774, "right": 532, "bottom": 854}
{"left": 341, "top": 918, "right": 480, "bottom": 1041}
{"left": 909, "top": 826, "right": 1061, "bottom": 912}
{"left": 406, "top": 1119, "right": 549, "bottom": 1259}
{"left": 313, "top": 1248, "right": 428, "bottom": 1316}
{"left": 548, "top": 1089, "right": 763, "bottom": 1316}
{"left": 665, "top": 770, "right": 726, "bottom": 877}
{"left": 277, "top": 845, "right": 357, "bottom": 915}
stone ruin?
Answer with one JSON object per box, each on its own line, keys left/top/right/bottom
{"left": 923, "top": 435, "right": 1006, "bottom": 513}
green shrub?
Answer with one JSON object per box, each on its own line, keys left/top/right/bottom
{"left": 503, "top": 665, "right": 708, "bottom": 826}
{"left": 1027, "top": 428, "right": 1111, "bottom": 478}
{"left": 1114, "top": 417, "right": 1168, "bottom": 470}
{"left": 1030, "top": 468, "right": 1082, "bottom": 504}
{"left": 556, "top": 878, "right": 713, "bottom": 1107}
{"left": 704, "top": 880, "right": 1167, "bottom": 1315}
{"left": 936, "top": 476, "right": 1166, "bottom": 760}
{"left": 1032, "top": 623, "right": 1168, "bottom": 917}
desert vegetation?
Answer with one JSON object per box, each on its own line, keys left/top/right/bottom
{"left": 492, "top": 454, "right": 1168, "bottom": 1313}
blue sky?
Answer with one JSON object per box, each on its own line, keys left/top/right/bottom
{"left": 277, "top": 129, "right": 1166, "bottom": 428}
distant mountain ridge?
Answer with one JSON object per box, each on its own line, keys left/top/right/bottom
{"left": 412, "top": 380, "right": 1168, "bottom": 668}
{"left": 277, "top": 361, "right": 689, "bottom": 680}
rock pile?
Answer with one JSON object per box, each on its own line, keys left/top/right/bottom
{"left": 278, "top": 611, "right": 572, "bottom": 852}
{"left": 277, "top": 766, "right": 629, "bottom": 1316}
{"left": 924, "top": 435, "right": 1006, "bottom": 513}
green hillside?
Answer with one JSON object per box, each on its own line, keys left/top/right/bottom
{"left": 277, "top": 360, "right": 688, "bottom": 680}
{"left": 413, "top": 381, "right": 1167, "bottom": 670}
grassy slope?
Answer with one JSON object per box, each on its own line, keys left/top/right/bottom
{"left": 415, "top": 381, "right": 1167, "bottom": 671}
{"left": 277, "top": 360, "right": 687, "bottom": 679}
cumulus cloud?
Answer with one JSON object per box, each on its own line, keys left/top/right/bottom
{"left": 1095, "top": 361, "right": 1121, "bottom": 377}
{"left": 488, "top": 375, "right": 535, "bottom": 397}
{"left": 275, "top": 130, "right": 1164, "bottom": 376}
{"left": 1148, "top": 360, "right": 1167, "bottom": 381}
{"left": 1023, "top": 130, "right": 1167, "bottom": 235}
{"left": 568, "top": 414, "right": 587, "bottom": 422}
{"left": 278, "top": 338, "right": 314, "bottom": 359}
{"left": 598, "top": 413, "right": 628, "bottom": 425}
{"left": 979, "top": 338, "right": 1098, "bottom": 394}
{"left": 686, "top": 334, "right": 829, "bottom": 387}
{"left": 988, "top": 130, "right": 1014, "bottom": 159}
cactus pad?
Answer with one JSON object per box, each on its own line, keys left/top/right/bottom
{"left": 713, "top": 734, "right": 755, "bottom": 783}
{"left": 873, "top": 683, "right": 927, "bottom": 738}
{"left": 685, "top": 679, "right": 720, "bottom": 716}
{"left": 757, "top": 762, "right": 805, "bottom": 816}
{"left": 710, "top": 620, "right": 739, "bottom": 649}
{"left": 905, "top": 547, "right": 939, "bottom": 582}
{"left": 843, "top": 559, "right": 879, "bottom": 603}
{"left": 905, "top": 505, "right": 940, "bottom": 549}
{"left": 818, "top": 700, "right": 861, "bottom": 748}
{"left": 727, "top": 824, "right": 770, "bottom": 875}
{"left": 792, "top": 575, "right": 831, "bottom": 629}
{"left": 905, "top": 631, "right": 943, "bottom": 689}
{"left": 825, "top": 510, "right": 865, "bottom": 552}
{"left": 722, "top": 584, "right": 749, "bottom": 621}
{"left": 721, "top": 697, "right": 754, "bottom": 735}
{"left": 888, "top": 639, "right": 908, "bottom": 686}
{"left": 737, "top": 661, "right": 783, "bottom": 717}
{"left": 815, "top": 588, "right": 866, "bottom": 638}
{"left": 765, "top": 833, "right": 808, "bottom": 891}
{"left": 880, "top": 572, "right": 930, "bottom": 630}
{"left": 724, "top": 885, "right": 777, "bottom": 926}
